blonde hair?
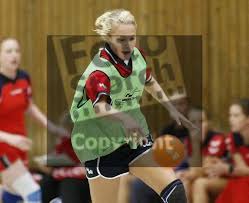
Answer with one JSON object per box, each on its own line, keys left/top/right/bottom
{"left": 94, "top": 9, "right": 136, "bottom": 41}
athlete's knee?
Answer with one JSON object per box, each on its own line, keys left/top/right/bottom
{"left": 160, "top": 179, "right": 187, "bottom": 203}
{"left": 2, "top": 190, "right": 23, "bottom": 203}
{"left": 25, "top": 189, "right": 41, "bottom": 203}
{"left": 10, "top": 172, "right": 42, "bottom": 203}
{"left": 1, "top": 187, "right": 41, "bottom": 203}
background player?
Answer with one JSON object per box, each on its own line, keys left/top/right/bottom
{"left": 192, "top": 99, "right": 249, "bottom": 203}
{"left": 0, "top": 37, "right": 66, "bottom": 203}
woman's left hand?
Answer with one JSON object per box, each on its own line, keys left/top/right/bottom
{"left": 169, "top": 108, "right": 199, "bottom": 133}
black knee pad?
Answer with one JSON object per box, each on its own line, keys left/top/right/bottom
{"left": 160, "top": 179, "right": 187, "bottom": 203}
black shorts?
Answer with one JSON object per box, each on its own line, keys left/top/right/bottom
{"left": 85, "top": 135, "right": 153, "bottom": 179}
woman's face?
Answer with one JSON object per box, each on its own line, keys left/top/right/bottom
{"left": 108, "top": 24, "right": 136, "bottom": 60}
{"left": 229, "top": 104, "right": 249, "bottom": 133}
{"left": 0, "top": 39, "right": 21, "bottom": 71}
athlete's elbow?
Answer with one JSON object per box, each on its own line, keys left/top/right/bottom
{"left": 94, "top": 101, "right": 110, "bottom": 115}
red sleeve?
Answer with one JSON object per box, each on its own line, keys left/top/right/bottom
{"left": 145, "top": 67, "right": 152, "bottom": 83}
{"left": 206, "top": 135, "right": 226, "bottom": 157}
{"left": 26, "top": 76, "right": 32, "bottom": 98}
{"left": 85, "top": 71, "right": 111, "bottom": 106}
{"left": 20, "top": 71, "right": 32, "bottom": 99}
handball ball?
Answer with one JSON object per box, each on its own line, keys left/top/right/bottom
{"left": 152, "top": 134, "right": 185, "bottom": 167}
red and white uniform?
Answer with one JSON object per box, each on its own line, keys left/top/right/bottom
{"left": 225, "top": 132, "right": 249, "bottom": 165}
{"left": 0, "top": 69, "right": 32, "bottom": 170}
{"left": 202, "top": 132, "right": 226, "bottom": 157}
{"left": 216, "top": 133, "right": 249, "bottom": 203}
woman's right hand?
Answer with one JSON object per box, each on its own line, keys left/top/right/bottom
{"left": 94, "top": 97, "right": 147, "bottom": 145}
{"left": 6, "top": 135, "right": 32, "bottom": 151}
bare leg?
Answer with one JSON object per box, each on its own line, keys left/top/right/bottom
{"left": 182, "top": 179, "right": 192, "bottom": 203}
{"left": 117, "top": 175, "right": 136, "bottom": 203}
{"left": 129, "top": 149, "right": 177, "bottom": 195}
{"left": 2, "top": 160, "right": 41, "bottom": 201}
{"left": 88, "top": 176, "right": 120, "bottom": 203}
{"left": 192, "top": 177, "right": 227, "bottom": 203}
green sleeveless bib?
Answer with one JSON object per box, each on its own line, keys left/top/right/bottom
{"left": 70, "top": 47, "right": 150, "bottom": 162}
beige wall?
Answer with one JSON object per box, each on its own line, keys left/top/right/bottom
{"left": 0, "top": 0, "right": 248, "bottom": 156}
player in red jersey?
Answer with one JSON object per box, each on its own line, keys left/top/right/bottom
{"left": 192, "top": 99, "right": 249, "bottom": 203}
{"left": 215, "top": 98, "right": 249, "bottom": 203}
{"left": 35, "top": 112, "right": 91, "bottom": 203}
{"left": 0, "top": 37, "right": 66, "bottom": 203}
{"left": 176, "top": 107, "right": 226, "bottom": 202}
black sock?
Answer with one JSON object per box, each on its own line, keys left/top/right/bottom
{"left": 160, "top": 179, "right": 187, "bottom": 203}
